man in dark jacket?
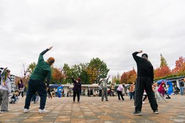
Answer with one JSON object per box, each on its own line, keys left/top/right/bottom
{"left": 24, "top": 46, "right": 55, "bottom": 113}
{"left": 132, "top": 50, "right": 158, "bottom": 116}
{"left": 71, "top": 77, "right": 81, "bottom": 103}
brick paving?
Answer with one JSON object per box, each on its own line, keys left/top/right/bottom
{"left": 0, "top": 95, "right": 185, "bottom": 123}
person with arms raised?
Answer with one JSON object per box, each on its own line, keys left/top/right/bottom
{"left": 24, "top": 46, "right": 55, "bottom": 113}
{"left": 132, "top": 50, "right": 158, "bottom": 116}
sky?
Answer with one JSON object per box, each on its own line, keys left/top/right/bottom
{"left": 0, "top": 0, "right": 185, "bottom": 77}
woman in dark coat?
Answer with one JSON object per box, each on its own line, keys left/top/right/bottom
{"left": 71, "top": 77, "right": 81, "bottom": 103}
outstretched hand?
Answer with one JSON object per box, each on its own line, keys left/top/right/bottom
{"left": 48, "top": 46, "right": 53, "bottom": 50}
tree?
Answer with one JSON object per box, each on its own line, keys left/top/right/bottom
{"left": 112, "top": 73, "right": 120, "bottom": 84}
{"left": 62, "top": 63, "right": 90, "bottom": 84}
{"left": 86, "top": 58, "right": 109, "bottom": 84}
{"left": 154, "top": 66, "right": 171, "bottom": 78}
{"left": 172, "top": 57, "right": 185, "bottom": 75}
{"left": 127, "top": 69, "right": 137, "bottom": 84}
{"left": 27, "top": 62, "right": 36, "bottom": 74}
{"left": 120, "top": 68, "right": 137, "bottom": 84}
{"left": 154, "top": 54, "right": 171, "bottom": 78}
{"left": 51, "top": 67, "right": 64, "bottom": 84}
{"left": 160, "top": 54, "right": 167, "bottom": 67}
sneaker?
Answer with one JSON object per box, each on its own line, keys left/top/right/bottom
{"left": 133, "top": 111, "right": 142, "bottom": 116}
{"left": 39, "top": 109, "right": 49, "bottom": 114}
{"left": 153, "top": 110, "right": 159, "bottom": 114}
{"left": 23, "top": 109, "right": 29, "bottom": 113}
{"left": 142, "top": 101, "right": 145, "bottom": 104}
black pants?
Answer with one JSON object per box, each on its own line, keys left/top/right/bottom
{"left": 73, "top": 91, "right": 80, "bottom": 102}
{"left": 99, "top": 90, "right": 102, "bottom": 97}
{"left": 117, "top": 91, "right": 124, "bottom": 100}
{"left": 24, "top": 79, "right": 47, "bottom": 110}
{"left": 134, "top": 77, "right": 158, "bottom": 112}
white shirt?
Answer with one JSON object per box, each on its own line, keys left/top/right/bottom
{"left": 0, "top": 77, "right": 11, "bottom": 93}
{"left": 117, "top": 84, "right": 123, "bottom": 91}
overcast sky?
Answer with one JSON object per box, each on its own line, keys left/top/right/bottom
{"left": 0, "top": 0, "right": 185, "bottom": 77}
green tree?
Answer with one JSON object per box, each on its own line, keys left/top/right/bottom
{"left": 62, "top": 63, "right": 90, "bottom": 84}
{"left": 160, "top": 54, "right": 168, "bottom": 67}
{"left": 112, "top": 73, "right": 120, "bottom": 84}
{"left": 62, "top": 63, "right": 73, "bottom": 84}
{"left": 86, "top": 58, "right": 109, "bottom": 84}
{"left": 27, "top": 62, "right": 36, "bottom": 74}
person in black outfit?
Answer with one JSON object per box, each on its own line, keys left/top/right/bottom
{"left": 132, "top": 50, "right": 158, "bottom": 116}
{"left": 71, "top": 77, "right": 81, "bottom": 102}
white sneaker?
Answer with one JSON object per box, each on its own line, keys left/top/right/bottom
{"left": 23, "top": 109, "right": 29, "bottom": 113}
{"left": 39, "top": 109, "right": 49, "bottom": 113}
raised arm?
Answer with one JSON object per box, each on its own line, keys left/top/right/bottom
{"left": 38, "top": 46, "right": 53, "bottom": 62}
{"left": 71, "top": 77, "right": 76, "bottom": 83}
{"left": 106, "top": 75, "right": 110, "bottom": 83}
{"left": 132, "top": 50, "right": 143, "bottom": 62}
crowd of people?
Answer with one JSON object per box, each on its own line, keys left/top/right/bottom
{"left": 0, "top": 48, "right": 184, "bottom": 116}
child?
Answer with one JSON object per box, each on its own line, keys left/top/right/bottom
{"left": 9, "top": 91, "right": 19, "bottom": 104}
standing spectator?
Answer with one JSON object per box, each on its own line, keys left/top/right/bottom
{"left": 24, "top": 46, "right": 55, "bottom": 113}
{"left": 99, "top": 84, "right": 102, "bottom": 97}
{"left": 117, "top": 83, "right": 124, "bottom": 100}
{"left": 71, "top": 77, "right": 81, "bottom": 103}
{"left": 100, "top": 75, "right": 110, "bottom": 101}
{"left": 18, "top": 79, "right": 24, "bottom": 98}
{"left": 179, "top": 79, "right": 184, "bottom": 95}
{"left": 132, "top": 50, "right": 158, "bottom": 116}
{"left": 0, "top": 68, "right": 11, "bottom": 112}
{"left": 57, "top": 85, "right": 63, "bottom": 98}
{"left": 174, "top": 85, "right": 180, "bottom": 95}
{"left": 122, "top": 83, "right": 127, "bottom": 96}
{"left": 87, "top": 87, "right": 91, "bottom": 97}
{"left": 129, "top": 82, "right": 135, "bottom": 100}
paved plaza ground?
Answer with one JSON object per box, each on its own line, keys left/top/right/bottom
{"left": 0, "top": 95, "right": 185, "bottom": 123}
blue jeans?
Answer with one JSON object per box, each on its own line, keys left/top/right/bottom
{"left": 180, "top": 87, "right": 184, "bottom": 95}
{"left": 24, "top": 79, "right": 47, "bottom": 110}
{"left": 129, "top": 92, "right": 135, "bottom": 100}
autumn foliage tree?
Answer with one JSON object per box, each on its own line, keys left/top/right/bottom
{"left": 120, "top": 68, "right": 137, "bottom": 84}
{"left": 154, "top": 54, "right": 171, "bottom": 78}
{"left": 172, "top": 57, "right": 185, "bottom": 75}
{"left": 51, "top": 67, "right": 64, "bottom": 84}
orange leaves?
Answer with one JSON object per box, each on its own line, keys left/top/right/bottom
{"left": 172, "top": 57, "right": 185, "bottom": 74}
{"left": 52, "top": 67, "right": 64, "bottom": 81}
{"left": 154, "top": 54, "right": 171, "bottom": 79}
{"left": 154, "top": 66, "right": 171, "bottom": 78}
{"left": 120, "top": 68, "right": 137, "bottom": 84}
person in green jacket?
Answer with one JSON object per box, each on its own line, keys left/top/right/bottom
{"left": 24, "top": 46, "right": 55, "bottom": 113}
